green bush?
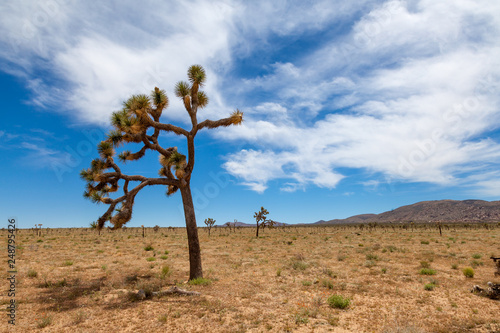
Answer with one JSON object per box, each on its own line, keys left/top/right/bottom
{"left": 462, "top": 267, "right": 474, "bottom": 278}
{"left": 424, "top": 283, "right": 435, "bottom": 291}
{"left": 471, "top": 253, "right": 482, "bottom": 259}
{"left": 146, "top": 257, "right": 156, "bottom": 262}
{"left": 419, "top": 268, "right": 436, "bottom": 275}
{"left": 188, "top": 277, "right": 212, "bottom": 286}
{"left": 327, "top": 295, "right": 350, "bottom": 309}
{"left": 144, "top": 244, "right": 154, "bottom": 251}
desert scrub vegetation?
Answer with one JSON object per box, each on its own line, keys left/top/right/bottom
{"left": 419, "top": 268, "right": 436, "bottom": 275}
{"left": 27, "top": 269, "right": 38, "bottom": 278}
{"left": 289, "top": 253, "right": 308, "bottom": 271}
{"left": 62, "top": 260, "right": 74, "bottom": 266}
{"left": 462, "top": 267, "right": 475, "bottom": 278}
{"left": 424, "top": 283, "right": 436, "bottom": 291}
{"left": 5, "top": 224, "right": 500, "bottom": 332}
{"left": 188, "top": 277, "right": 212, "bottom": 286}
{"left": 327, "top": 295, "right": 350, "bottom": 309}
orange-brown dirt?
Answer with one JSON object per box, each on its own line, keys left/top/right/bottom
{"left": 2, "top": 225, "right": 499, "bottom": 332}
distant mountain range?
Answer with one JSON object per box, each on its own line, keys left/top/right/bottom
{"left": 214, "top": 200, "right": 500, "bottom": 227}
{"left": 312, "top": 199, "right": 500, "bottom": 225}
{"left": 217, "top": 221, "right": 288, "bottom": 227}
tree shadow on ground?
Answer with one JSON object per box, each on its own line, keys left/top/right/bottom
{"left": 36, "top": 277, "right": 106, "bottom": 311}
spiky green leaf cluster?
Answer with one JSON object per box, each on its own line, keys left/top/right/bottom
{"left": 123, "top": 94, "right": 151, "bottom": 113}
{"left": 98, "top": 141, "right": 114, "bottom": 158}
{"left": 107, "top": 130, "right": 123, "bottom": 147}
{"left": 187, "top": 65, "right": 206, "bottom": 86}
{"left": 168, "top": 151, "right": 186, "bottom": 167}
{"left": 118, "top": 151, "right": 131, "bottom": 163}
{"left": 175, "top": 81, "right": 190, "bottom": 98}
{"left": 150, "top": 87, "right": 168, "bottom": 118}
{"left": 197, "top": 91, "right": 209, "bottom": 109}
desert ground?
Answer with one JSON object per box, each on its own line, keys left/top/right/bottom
{"left": 2, "top": 224, "right": 499, "bottom": 332}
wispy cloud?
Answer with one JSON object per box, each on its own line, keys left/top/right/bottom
{"left": 20, "top": 141, "right": 72, "bottom": 170}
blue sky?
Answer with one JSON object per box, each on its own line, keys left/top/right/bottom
{"left": 2, "top": 0, "right": 500, "bottom": 228}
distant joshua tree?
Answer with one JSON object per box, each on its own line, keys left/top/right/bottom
{"left": 153, "top": 225, "right": 160, "bottom": 233}
{"left": 80, "top": 65, "right": 243, "bottom": 280}
{"left": 204, "top": 218, "right": 215, "bottom": 236}
{"left": 254, "top": 207, "right": 274, "bottom": 237}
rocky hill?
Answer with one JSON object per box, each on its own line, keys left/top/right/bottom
{"left": 314, "top": 199, "right": 500, "bottom": 225}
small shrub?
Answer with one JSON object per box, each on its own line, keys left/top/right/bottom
{"left": 56, "top": 278, "right": 68, "bottom": 287}
{"left": 27, "top": 269, "right": 38, "bottom": 278}
{"left": 301, "top": 280, "right": 312, "bottom": 286}
{"left": 424, "top": 283, "right": 435, "bottom": 291}
{"left": 63, "top": 260, "right": 73, "bottom": 266}
{"left": 421, "top": 240, "right": 430, "bottom": 245}
{"left": 327, "top": 295, "right": 350, "bottom": 309}
{"left": 366, "top": 254, "right": 379, "bottom": 261}
{"left": 160, "top": 255, "right": 168, "bottom": 260}
{"left": 294, "top": 313, "right": 309, "bottom": 324}
{"left": 146, "top": 257, "right": 156, "bottom": 262}
{"left": 290, "top": 255, "right": 308, "bottom": 270}
{"left": 37, "top": 314, "right": 53, "bottom": 328}
{"left": 188, "top": 277, "right": 212, "bottom": 286}
{"left": 323, "top": 268, "right": 336, "bottom": 277}
{"left": 72, "top": 310, "right": 87, "bottom": 324}
{"left": 364, "top": 260, "right": 376, "bottom": 268}
{"left": 381, "top": 267, "right": 387, "bottom": 274}
{"left": 420, "top": 261, "right": 430, "bottom": 268}
{"left": 276, "top": 268, "right": 282, "bottom": 277}
{"left": 144, "top": 244, "right": 154, "bottom": 251}
{"left": 322, "top": 279, "right": 334, "bottom": 289}
{"left": 471, "top": 253, "right": 482, "bottom": 259}
{"left": 385, "top": 245, "right": 397, "bottom": 253}
{"left": 158, "top": 314, "right": 168, "bottom": 323}
{"left": 451, "top": 263, "right": 458, "bottom": 270}
{"left": 160, "top": 265, "right": 171, "bottom": 279}
{"left": 419, "top": 268, "right": 436, "bottom": 275}
{"left": 462, "top": 267, "right": 474, "bottom": 278}
{"left": 470, "top": 260, "right": 483, "bottom": 268}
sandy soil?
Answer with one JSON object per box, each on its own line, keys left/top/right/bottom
{"left": 2, "top": 225, "right": 499, "bottom": 332}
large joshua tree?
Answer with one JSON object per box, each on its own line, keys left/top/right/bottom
{"left": 80, "top": 65, "right": 243, "bottom": 280}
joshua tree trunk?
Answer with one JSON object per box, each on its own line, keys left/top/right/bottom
{"left": 180, "top": 185, "right": 203, "bottom": 280}
{"left": 256, "top": 224, "right": 260, "bottom": 238}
